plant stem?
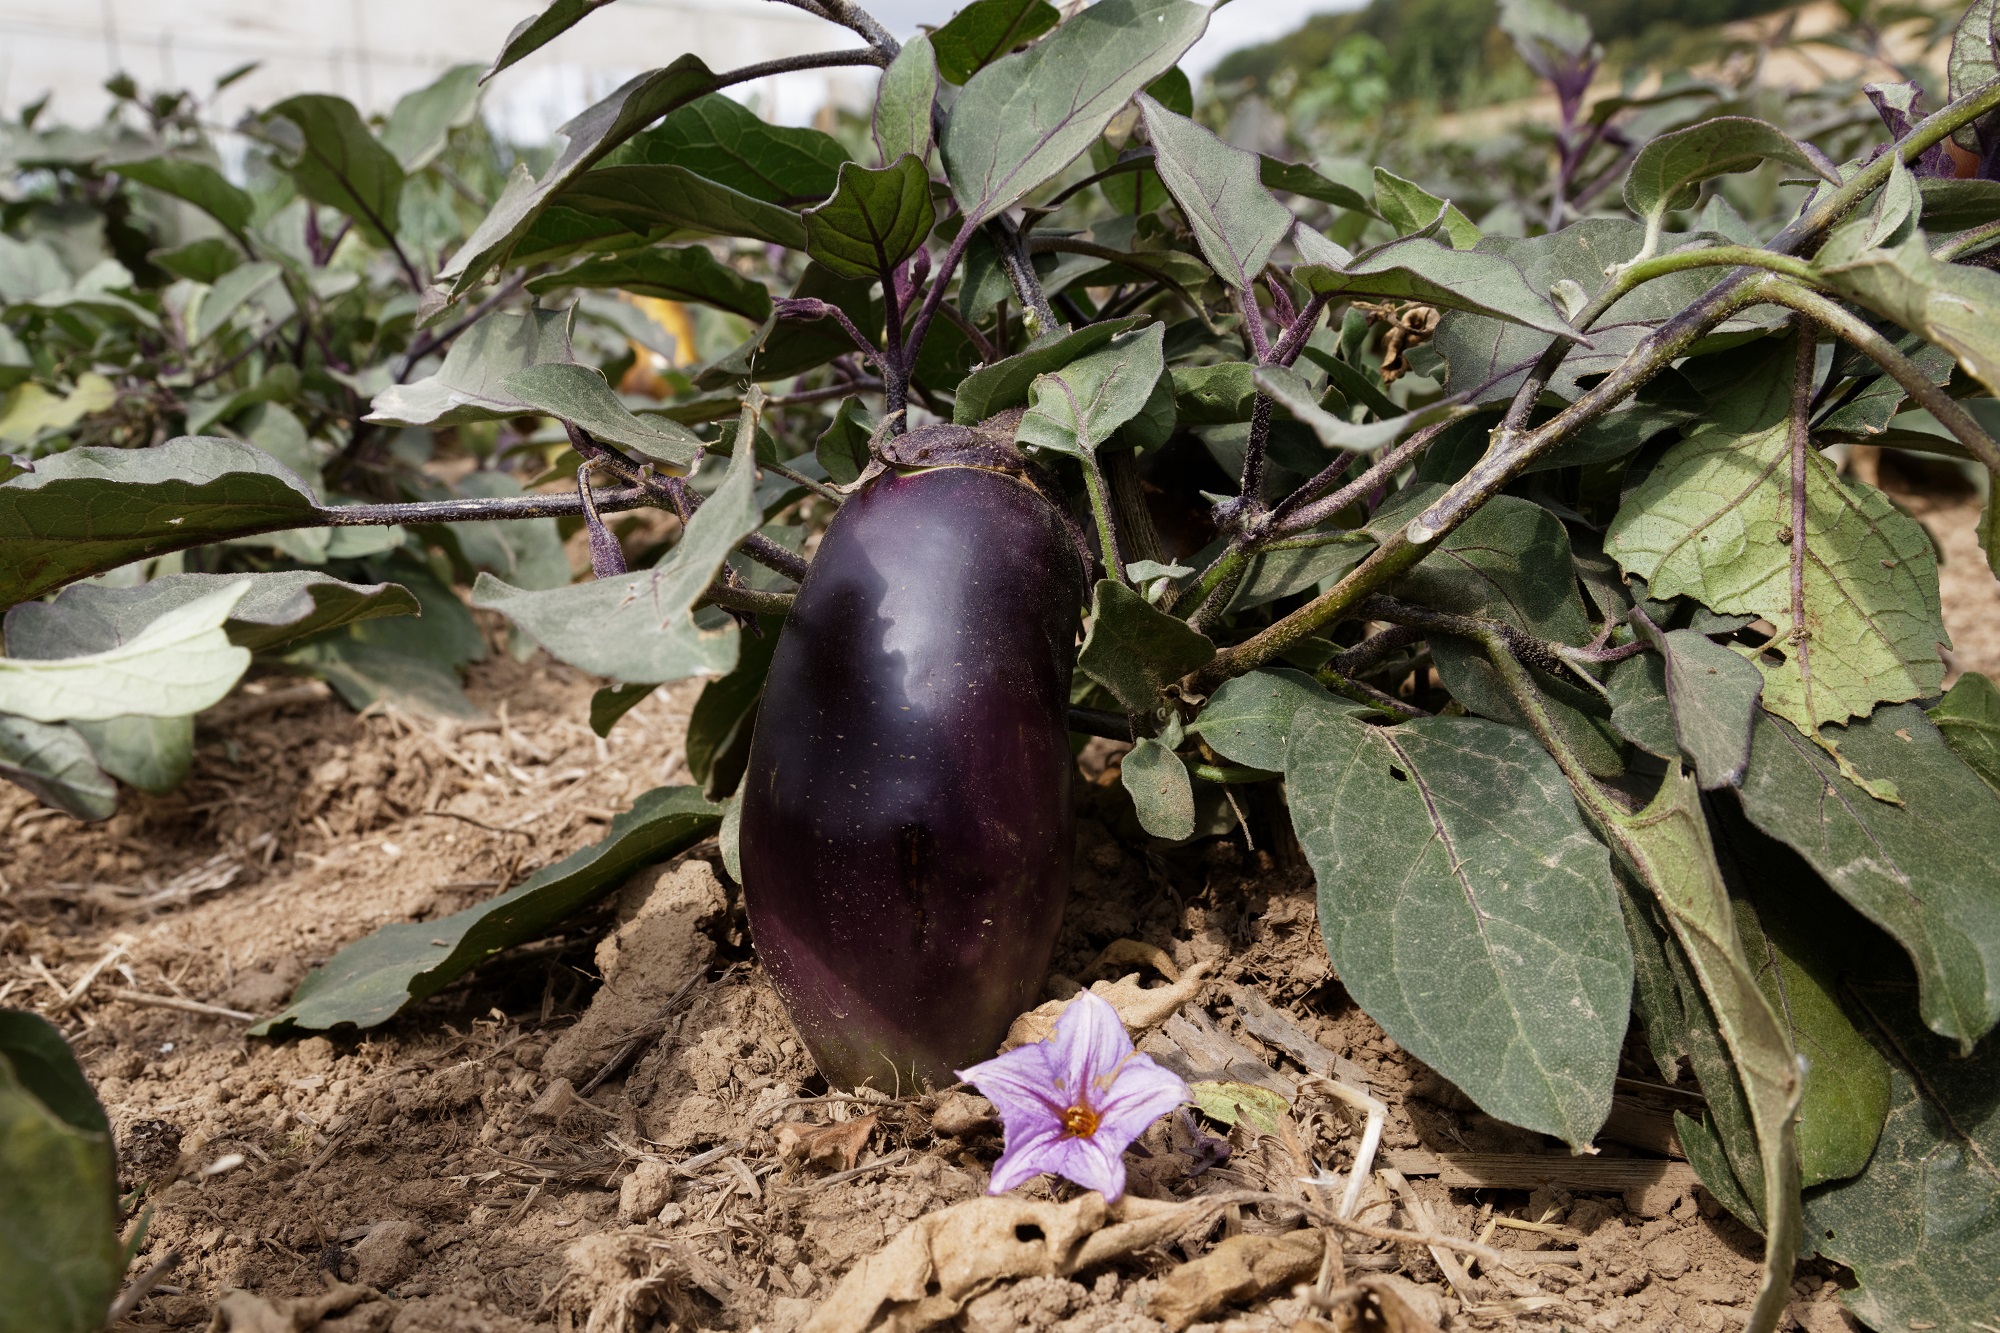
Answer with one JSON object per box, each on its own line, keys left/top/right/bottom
{"left": 1317, "top": 664, "right": 1426, "bottom": 720}
{"left": 1786, "top": 324, "right": 1817, "bottom": 720}
{"left": 697, "top": 584, "right": 797, "bottom": 617}
{"left": 1079, "top": 449, "right": 1125, "bottom": 580}
{"left": 397, "top": 271, "right": 530, "bottom": 381}
{"left": 1188, "top": 761, "right": 1280, "bottom": 784}
{"left": 1067, "top": 706, "right": 1135, "bottom": 741}
{"left": 990, "top": 216, "right": 1059, "bottom": 334}
{"left": 1752, "top": 276, "right": 2000, "bottom": 474}
{"left": 767, "top": 0, "right": 901, "bottom": 55}
{"left": 316, "top": 487, "right": 652, "bottom": 525}
{"left": 901, "top": 223, "right": 977, "bottom": 402}
{"left": 1270, "top": 422, "right": 1441, "bottom": 536}
{"left": 1936, "top": 216, "right": 2000, "bottom": 263}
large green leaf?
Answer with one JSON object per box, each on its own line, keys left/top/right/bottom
{"left": 1608, "top": 628, "right": 1764, "bottom": 789}
{"left": 1255, "top": 365, "right": 1465, "bottom": 454}
{"left": 472, "top": 413, "right": 760, "bottom": 682}
{"left": 1948, "top": 0, "right": 1999, "bottom": 152}
{"left": 613, "top": 93, "right": 848, "bottom": 204}
{"left": 1624, "top": 117, "right": 1832, "bottom": 233}
{"left": 441, "top": 56, "right": 719, "bottom": 290}
{"left": 0, "top": 1012, "right": 121, "bottom": 1333}
{"left": 1137, "top": 95, "right": 1293, "bottom": 291}
{"left": 950, "top": 317, "right": 1143, "bottom": 423}
{"left": 932, "top": 0, "right": 1061, "bottom": 84}
{"left": 1930, "top": 671, "right": 2000, "bottom": 797}
{"left": 1739, "top": 705, "right": 2000, "bottom": 1048}
{"left": 0, "top": 718, "right": 116, "bottom": 820}
{"left": 73, "top": 714, "right": 193, "bottom": 797}
{"left": 381, "top": 64, "right": 483, "bottom": 172}
{"left": 685, "top": 614, "right": 781, "bottom": 799}
{"left": 109, "top": 156, "right": 253, "bottom": 232}
{"left": 253, "top": 786, "right": 722, "bottom": 1033}
{"left": 1260, "top": 156, "right": 1375, "bottom": 214}
{"left": 552, "top": 164, "right": 809, "bottom": 248}
{"left": 1372, "top": 168, "right": 1480, "bottom": 248}
{"left": 1122, "top": 735, "right": 1196, "bottom": 840}
{"left": 0, "top": 580, "right": 251, "bottom": 723}
{"left": 874, "top": 35, "right": 939, "bottom": 164}
{"left": 0, "top": 434, "right": 310, "bottom": 608}
{"left": 1077, "top": 577, "right": 1214, "bottom": 714}
{"left": 1803, "top": 983, "right": 2000, "bottom": 1333}
{"left": 528, "top": 246, "right": 772, "bottom": 321}
{"left": 1284, "top": 706, "right": 1631, "bottom": 1146}
{"left": 367, "top": 307, "right": 574, "bottom": 429}
{"left": 1819, "top": 232, "right": 2000, "bottom": 399}
{"left": 941, "top": 0, "right": 1207, "bottom": 226}
{"left": 1293, "top": 232, "right": 1578, "bottom": 338}
{"left": 503, "top": 362, "right": 702, "bottom": 466}
{"left": 1605, "top": 382, "right": 1946, "bottom": 732}
{"left": 1017, "top": 325, "right": 1165, "bottom": 457}
{"left": 194, "top": 260, "right": 285, "bottom": 347}
{"left": 265, "top": 95, "right": 407, "bottom": 248}
{"left": 3, "top": 570, "right": 417, "bottom": 657}
{"left": 803, "top": 156, "right": 936, "bottom": 281}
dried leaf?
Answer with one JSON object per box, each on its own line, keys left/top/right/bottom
{"left": 1001, "top": 961, "right": 1212, "bottom": 1049}
{"left": 1147, "top": 1230, "right": 1325, "bottom": 1331}
{"left": 775, "top": 1113, "right": 878, "bottom": 1173}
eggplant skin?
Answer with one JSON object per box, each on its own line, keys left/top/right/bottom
{"left": 740, "top": 465, "right": 1085, "bottom": 1088}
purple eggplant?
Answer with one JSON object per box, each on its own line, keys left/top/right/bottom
{"left": 740, "top": 459, "right": 1086, "bottom": 1088}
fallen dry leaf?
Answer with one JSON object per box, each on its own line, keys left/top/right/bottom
{"left": 205, "top": 1281, "right": 385, "bottom": 1332}
{"left": 1002, "top": 960, "right": 1212, "bottom": 1050}
{"left": 1312, "top": 1274, "right": 1447, "bottom": 1333}
{"left": 1148, "top": 1229, "right": 1326, "bottom": 1331}
{"left": 774, "top": 1112, "right": 879, "bottom": 1172}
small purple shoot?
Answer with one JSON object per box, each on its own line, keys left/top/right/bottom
{"left": 957, "top": 991, "right": 1191, "bottom": 1202}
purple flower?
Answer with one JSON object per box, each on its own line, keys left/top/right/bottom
{"left": 957, "top": 990, "right": 1191, "bottom": 1201}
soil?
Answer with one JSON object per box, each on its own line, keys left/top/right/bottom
{"left": 3, "top": 470, "right": 1994, "bottom": 1333}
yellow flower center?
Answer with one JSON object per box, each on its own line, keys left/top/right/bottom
{"left": 1060, "top": 1103, "right": 1099, "bottom": 1138}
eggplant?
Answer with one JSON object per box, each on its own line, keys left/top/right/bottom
{"left": 740, "top": 455, "right": 1086, "bottom": 1088}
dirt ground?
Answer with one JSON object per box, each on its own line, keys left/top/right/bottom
{"left": 2, "top": 471, "right": 1994, "bottom": 1333}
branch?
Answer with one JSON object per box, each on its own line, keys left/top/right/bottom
{"left": 1753, "top": 277, "right": 2000, "bottom": 474}
{"left": 398, "top": 271, "right": 530, "bottom": 381}
{"left": 317, "top": 486, "right": 652, "bottom": 525}
{"left": 1270, "top": 421, "right": 1444, "bottom": 536}
{"left": 990, "top": 216, "right": 1060, "bottom": 335}
{"left": 1936, "top": 216, "right": 2000, "bottom": 263}
{"left": 765, "top": 0, "right": 900, "bottom": 56}
{"left": 1786, "top": 324, "right": 1817, "bottom": 720}
{"left": 697, "top": 584, "right": 797, "bottom": 618}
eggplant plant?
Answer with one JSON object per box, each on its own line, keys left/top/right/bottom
{"left": 4, "top": 0, "right": 2000, "bottom": 1328}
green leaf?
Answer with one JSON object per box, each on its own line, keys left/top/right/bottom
{"left": 367, "top": 307, "right": 575, "bottom": 429}
{"left": 0, "top": 580, "right": 251, "bottom": 723}
{"left": 265, "top": 95, "right": 407, "bottom": 248}
{"left": 3, "top": 570, "right": 418, "bottom": 658}
{"left": 932, "top": 0, "right": 1061, "bottom": 84}
{"left": 254, "top": 785, "right": 722, "bottom": 1034}
{"left": 1018, "top": 325, "right": 1166, "bottom": 457}
{"left": 381, "top": 64, "right": 483, "bottom": 172}
{"left": 0, "top": 1012, "right": 121, "bottom": 1333}
{"left": 1189, "top": 1080, "right": 1292, "bottom": 1135}
{"left": 440, "top": 56, "right": 719, "bottom": 290}
{"left": 1077, "top": 577, "right": 1214, "bottom": 714}
{"left": 1714, "top": 824, "right": 1891, "bottom": 1186}
{"left": 942, "top": 0, "right": 1207, "bottom": 226}
{"left": 1284, "top": 706, "right": 1631, "bottom": 1146}
{"left": 1930, "top": 671, "right": 2000, "bottom": 797}
{"left": 194, "top": 259, "right": 284, "bottom": 346}
{"left": 485, "top": 0, "right": 616, "bottom": 79}
{"left": 1819, "top": 232, "right": 2000, "bottom": 399}
{"left": 875, "top": 35, "right": 939, "bottom": 165}
{"left": 531, "top": 246, "right": 770, "bottom": 322}
{"left": 74, "top": 715, "right": 193, "bottom": 796}
{"left": 685, "top": 615, "right": 782, "bottom": 800}
{"left": 0, "top": 717, "right": 116, "bottom": 820}
{"left": 472, "top": 412, "right": 761, "bottom": 683}
{"left": 1293, "top": 232, "right": 1579, "bottom": 337}
{"left": 1372, "top": 168, "right": 1480, "bottom": 249}
{"left": 951, "top": 317, "right": 1144, "bottom": 423}
{"left": 1611, "top": 628, "right": 1764, "bottom": 790}
{"left": 1170, "top": 362, "right": 1257, "bottom": 424}
{"left": 1948, "top": 0, "right": 2000, "bottom": 152}
{"left": 816, "top": 396, "right": 876, "bottom": 486}
{"left": 1624, "top": 116, "right": 1833, "bottom": 231}
{"left": 1739, "top": 704, "right": 2000, "bottom": 1049}
{"left": 1255, "top": 364, "right": 1465, "bottom": 454}
{"left": 804, "top": 156, "right": 936, "bottom": 281}
{"left": 1137, "top": 95, "right": 1293, "bottom": 291}
{"left": 1122, "top": 736, "right": 1195, "bottom": 840}
{"left": 1916, "top": 176, "right": 2000, "bottom": 231}
{"left": 1260, "top": 156, "right": 1375, "bottom": 214}
{"left": 0, "top": 436, "right": 319, "bottom": 610}
{"left": 1604, "top": 381, "right": 1947, "bottom": 732}
{"left": 109, "top": 156, "right": 254, "bottom": 232}
{"left": 502, "top": 362, "right": 702, "bottom": 466}
{"left": 1802, "top": 982, "right": 2000, "bottom": 1332}
{"left": 1226, "top": 533, "right": 1373, "bottom": 615}
{"left": 613, "top": 94, "right": 848, "bottom": 205}
{"left": 1188, "top": 667, "right": 1342, "bottom": 771}
{"left": 590, "top": 682, "right": 656, "bottom": 738}
{"left": 553, "top": 163, "right": 810, "bottom": 249}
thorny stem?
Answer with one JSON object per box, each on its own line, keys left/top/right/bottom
{"left": 1935, "top": 215, "right": 2000, "bottom": 263}
{"left": 316, "top": 487, "right": 652, "bottom": 525}
{"left": 1752, "top": 276, "right": 2000, "bottom": 475}
{"left": 767, "top": 0, "right": 901, "bottom": 56}
{"left": 1271, "top": 422, "right": 1445, "bottom": 536}
{"left": 990, "top": 216, "right": 1060, "bottom": 335}
{"left": 1786, "top": 324, "right": 1817, "bottom": 718}
{"left": 1182, "top": 550, "right": 1250, "bottom": 635}
{"left": 1317, "top": 663, "right": 1426, "bottom": 720}
{"left": 1239, "top": 394, "right": 1274, "bottom": 509}
{"left": 1079, "top": 451, "right": 1126, "bottom": 581}
{"left": 697, "top": 584, "right": 797, "bottom": 618}
{"left": 1361, "top": 595, "right": 1642, "bottom": 687}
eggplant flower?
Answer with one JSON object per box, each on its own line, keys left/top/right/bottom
{"left": 957, "top": 990, "right": 1191, "bottom": 1201}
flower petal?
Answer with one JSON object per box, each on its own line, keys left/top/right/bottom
{"left": 958, "top": 1043, "right": 1064, "bottom": 1130}
{"left": 1050, "top": 990, "right": 1134, "bottom": 1102}
{"left": 987, "top": 1120, "right": 1067, "bottom": 1194}
{"left": 1045, "top": 1132, "right": 1128, "bottom": 1200}
{"left": 1091, "top": 1053, "right": 1191, "bottom": 1148}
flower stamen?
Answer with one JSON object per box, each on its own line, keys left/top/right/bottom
{"left": 1060, "top": 1103, "right": 1100, "bottom": 1138}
